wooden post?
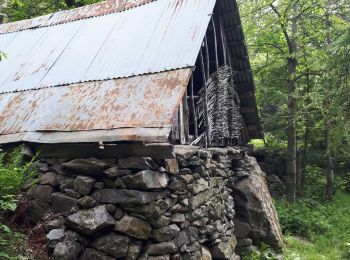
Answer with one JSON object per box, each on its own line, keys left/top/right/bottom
{"left": 178, "top": 101, "right": 185, "bottom": 144}
{"left": 204, "top": 36, "right": 210, "bottom": 78}
{"left": 219, "top": 9, "right": 227, "bottom": 65}
{"left": 190, "top": 77, "right": 198, "bottom": 138}
{"left": 211, "top": 18, "right": 219, "bottom": 71}
{"left": 200, "top": 49, "right": 211, "bottom": 147}
{"left": 183, "top": 89, "right": 190, "bottom": 143}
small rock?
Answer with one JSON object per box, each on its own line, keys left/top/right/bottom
{"left": 44, "top": 216, "right": 65, "bottom": 232}
{"left": 106, "top": 204, "right": 117, "bottom": 214}
{"left": 90, "top": 232, "right": 129, "bottom": 258}
{"left": 127, "top": 244, "right": 143, "bottom": 260}
{"left": 79, "top": 248, "right": 114, "bottom": 260}
{"left": 74, "top": 176, "right": 95, "bottom": 196}
{"left": 209, "top": 237, "right": 237, "bottom": 260}
{"left": 63, "top": 189, "right": 82, "bottom": 199}
{"left": 114, "top": 178, "right": 127, "bottom": 189}
{"left": 122, "top": 203, "right": 162, "bottom": 219}
{"left": 52, "top": 241, "right": 82, "bottom": 260}
{"left": 62, "top": 158, "right": 108, "bottom": 176}
{"left": 114, "top": 208, "right": 124, "bottom": 220}
{"left": 233, "top": 219, "right": 251, "bottom": 238}
{"left": 165, "top": 159, "right": 179, "bottom": 174}
{"left": 148, "top": 255, "right": 170, "bottom": 260}
{"left": 78, "top": 196, "right": 96, "bottom": 209}
{"left": 39, "top": 172, "right": 58, "bottom": 187}
{"left": 149, "top": 215, "right": 171, "bottom": 228}
{"left": 237, "top": 238, "right": 253, "bottom": 247}
{"left": 174, "top": 227, "right": 199, "bottom": 248}
{"left": 168, "top": 180, "right": 186, "bottom": 191}
{"left": 148, "top": 241, "right": 177, "bottom": 255}
{"left": 152, "top": 224, "right": 180, "bottom": 242}
{"left": 94, "top": 182, "right": 104, "bottom": 189}
{"left": 103, "top": 166, "right": 132, "bottom": 177}
{"left": 190, "top": 179, "right": 209, "bottom": 194}
{"left": 171, "top": 213, "right": 186, "bottom": 223}
{"left": 47, "top": 229, "right": 65, "bottom": 242}
{"left": 115, "top": 215, "right": 152, "bottom": 240}
{"left": 66, "top": 205, "right": 115, "bottom": 235}
{"left": 201, "top": 246, "right": 212, "bottom": 260}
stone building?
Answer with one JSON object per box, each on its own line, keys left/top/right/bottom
{"left": 0, "top": 0, "right": 282, "bottom": 259}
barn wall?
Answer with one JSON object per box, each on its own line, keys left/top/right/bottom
{"left": 21, "top": 146, "right": 282, "bottom": 259}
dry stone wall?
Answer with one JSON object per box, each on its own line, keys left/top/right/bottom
{"left": 23, "top": 145, "right": 282, "bottom": 260}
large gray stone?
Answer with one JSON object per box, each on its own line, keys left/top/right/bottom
{"left": 90, "top": 233, "right": 129, "bottom": 258}
{"left": 233, "top": 156, "right": 283, "bottom": 247}
{"left": 152, "top": 224, "right": 180, "bottom": 242}
{"left": 62, "top": 158, "right": 108, "bottom": 176}
{"left": 122, "top": 170, "right": 169, "bottom": 190}
{"left": 52, "top": 241, "right": 82, "bottom": 260}
{"left": 74, "top": 176, "right": 95, "bottom": 195}
{"left": 79, "top": 248, "right": 114, "bottom": 260}
{"left": 96, "top": 189, "right": 160, "bottom": 204}
{"left": 28, "top": 185, "right": 54, "bottom": 203}
{"left": 51, "top": 193, "right": 79, "bottom": 213}
{"left": 118, "top": 157, "right": 155, "bottom": 170}
{"left": 114, "top": 215, "right": 152, "bottom": 240}
{"left": 66, "top": 205, "right": 115, "bottom": 235}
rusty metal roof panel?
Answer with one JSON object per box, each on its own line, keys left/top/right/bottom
{"left": 0, "top": 0, "right": 154, "bottom": 34}
{"left": 0, "top": 0, "right": 215, "bottom": 94}
{"left": 0, "top": 69, "right": 192, "bottom": 144}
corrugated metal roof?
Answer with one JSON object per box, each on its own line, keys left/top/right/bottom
{"left": 0, "top": 0, "right": 262, "bottom": 144}
{"left": 0, "top": 69, "right": 192, "bottom": 143}
{"left": 0, "top": 0, "right": 154, "bottom": 34}
{"left": 0, "top": 0, "right": 215, "bottom": 94}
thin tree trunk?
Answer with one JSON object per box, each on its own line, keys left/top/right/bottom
{"left": 286, "top": 2, "right": 299, "bottom": 203}
{"left": 324, "top": 3, "right": 334, "bottom": 201}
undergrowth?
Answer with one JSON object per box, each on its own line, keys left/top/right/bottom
{"left": 0, "top": 147, "right": 37, "bottom": 259}
{"left": 243, "top": 191, "right": 350, "bottom": 260}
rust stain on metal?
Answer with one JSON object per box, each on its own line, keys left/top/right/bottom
{"left": 0, "top": 0, "right": 154, "bottom": 34}
{"left": 0, "top": 69, "right": 192, "bottom": 137}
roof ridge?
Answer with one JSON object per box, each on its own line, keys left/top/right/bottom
{"left": 0, "top": 0, "right": 158, "bottom": 35}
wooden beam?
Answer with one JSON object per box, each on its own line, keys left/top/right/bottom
{"left": 189, "top": 77, "right": 198, "bottom": 138}
{"left": 34, "top": 143, "right": 175, "bottom": 159}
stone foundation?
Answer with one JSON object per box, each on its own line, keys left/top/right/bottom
{"left": 22, "top": 145, "right": 282, "bottom": 260}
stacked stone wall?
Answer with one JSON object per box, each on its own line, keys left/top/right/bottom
{"left": 22, "top": 145, "right": 282, "bottom": 260}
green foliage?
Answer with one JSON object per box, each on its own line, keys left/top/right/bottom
{"left": 0, "top": 147, "right": 37, "bottom": 259}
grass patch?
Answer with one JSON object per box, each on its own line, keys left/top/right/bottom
{"left": 244, "top": 192, "right": 350, "bottom": 260}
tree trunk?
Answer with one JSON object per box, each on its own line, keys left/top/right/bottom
{"left": 324, "top": 123, "right": 334, "bottom": 201}
{"left": 286, "top": 2, "right": 299, "bottom": 203}
{"left": 324, "top": 3, "right": 334, "bottom": 201}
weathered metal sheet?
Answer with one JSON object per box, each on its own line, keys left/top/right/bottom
{"left": 0, "top": 0, "right": 154, "bottom": 34}
{"left": 0, "top": 0, "right": 215, "bottom": 94}
{"left": 0, "top": 68, "right": 192, "bottom": 144}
